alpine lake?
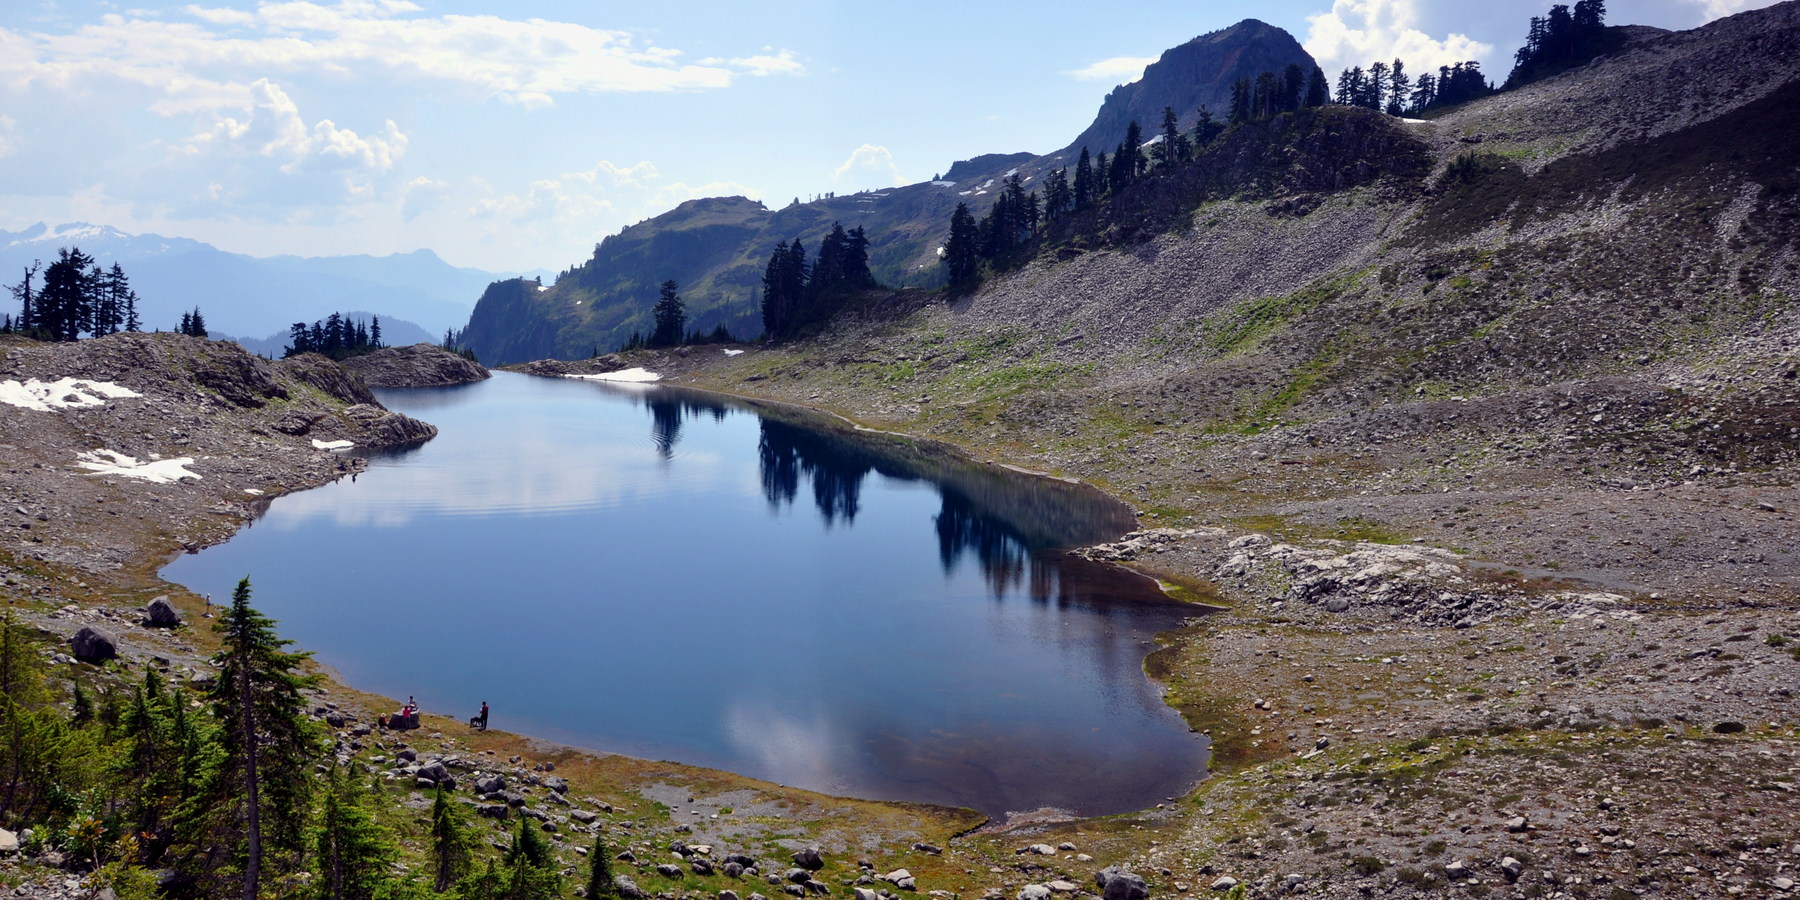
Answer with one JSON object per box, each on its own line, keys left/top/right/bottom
{"left": 162, "top": 371, "right": 1210, "bottom": 819}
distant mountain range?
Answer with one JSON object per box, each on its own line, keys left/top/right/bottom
{"left": 0, "top": 222, "right": 545, "bottom": 344}
{"left": 459, "top": 18, "right": 1316, "bottom": 365}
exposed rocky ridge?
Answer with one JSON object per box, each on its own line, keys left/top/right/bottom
{"left": 1060, "top": 19, "right": 1315, "bottom": 160}
{"left": 0, "top": 332, "right": 435, "bottom": 574}
{"left": 339, "top": 341, "right": 491, "bottom": 388}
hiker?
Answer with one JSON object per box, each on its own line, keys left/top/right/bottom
{"left": 470, "top": 701, "right": 489, "bottom": 731}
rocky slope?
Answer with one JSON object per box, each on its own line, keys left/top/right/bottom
{"left": 0, "top": 332, "right": 434, "bottom": 575}
{"left": 582, "top": 4, "right": 1800, "bottom": 896}
{"left": 340, "top": 341, "right": 491, "bottom": 388}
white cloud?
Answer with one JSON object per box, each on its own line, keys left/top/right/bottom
{"left": 0, "top": 2, "right": 803, "bottom": 112}
{"left": 1304, "top": 0, "right": 1492, "bottom": 76}
{"left": 831, "top": 144, "right": 901, "bottom": 187}
{"left": 0, "top": 115, "right": 14, "bottom": 158}
{"left": 711, "top": 48, "right": 805, "bottom": 77}
{"left": 182, "top": 5, "right": 256, "bottom": 26}
{"left": 1066, "top": 55, "right": 1158, "bottom": 83}
{"left": 183, "top": 78, "right": 405, "bottom": 175}
{"left": 1683, "top": 0, "right": 1777, "bottom": 19}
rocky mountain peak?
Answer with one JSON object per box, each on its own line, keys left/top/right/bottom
{"left": 1061, "top": 18, "right": 1315, "bottom": 158}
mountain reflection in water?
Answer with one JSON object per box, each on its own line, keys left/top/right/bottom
{"left": 164, "top": 373, "right": 1208, "bottom": 818}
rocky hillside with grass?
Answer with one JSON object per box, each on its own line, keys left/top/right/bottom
{"left": 601, "top": 4, "right": 1800, "bottom": 895}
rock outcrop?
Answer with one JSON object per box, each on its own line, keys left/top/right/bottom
{"left": 340, "top": 342, "right": 491, "bottom": 388}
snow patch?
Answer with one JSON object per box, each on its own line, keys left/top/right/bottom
{"left": 931, "top": 181, "right": 956, "bottom": 188}
{"left": 1399, "top": 118, "right": 1428, "bottom": 124}
{"left": 76, "top": 450, "right": 199, "bottom": 484}
{"left": 244, "top": 488, "right": 265, "bottom": 495}
{"left": 723, "top": 349, "right": 745, "bottom": 356}
{"left": 0, "top": 378, "right": 141, "bottom": 412}
{"left": 536, "top": 284, "right": 550, "bottom": 292}
{"left": 311, "top": 439, "right": 355, "bottom": 450}
{"left": 567, "top": 367, "right": 662, "bottom": 383}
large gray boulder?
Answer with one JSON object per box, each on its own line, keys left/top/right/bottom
{"left": 71, "top": 626, "right": 118, "bottom": 664}
{"left": 1094, "top": 867, "right": 1148, "bottom": 900}
{"left": 614, "top": 875, "right": 643, "bottom": 899}
{"left": 144, "top": 596, "right": 182, "bottom": 628}
{"left": 793, "top": 847, "right": 825, "bottom": 871}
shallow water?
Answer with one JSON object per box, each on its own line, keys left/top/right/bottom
{"left": 163, "top": 372, "right": 1208, "bottom": 817}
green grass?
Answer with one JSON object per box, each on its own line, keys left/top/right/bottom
{"left": 1201, "top": 268, "right": 1371, "bottom": 357}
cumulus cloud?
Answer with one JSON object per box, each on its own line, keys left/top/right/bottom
{"left": 1304, "top": 0, "right": 1492, "bottom": 76}
{"left": 1066, "top": 55, "right": 1158, "bottom": 83}
{"left": 182, "top": 78, "right": 406, "bottom": 175}
{"left": 831, "top": 144, "right": 901, "bottom": 188}
{"left": 0, "top": 116, "right": 14, "bottom": 158}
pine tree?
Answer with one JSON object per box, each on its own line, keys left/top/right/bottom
{"left": 1305, "top": 66, "right": 1330, "bottom": 107}
{"left": 38, "top": 247, "right": 98, "bottom": 341}
{"left": 1229, "top": 77, "right": 1252, "bottom": 124}
{"left": 1123, "top": 120, "right": 1145, "bottom": 180}
{"left": 586, "top": 831, "right": 617, "bottom": 900}
{"left": 313, "top": 762, "right": 395, "bottom": 900}
{"left": 369, "top": 316, "right": 381, "bottom": 348}
{"left": 651, "top": 280, "right": 686, "bottom": 347}
{"left": 1154, "top": 106, "right": 1188, "bottom": 167}
{"left": 430, "top": 785, "right": 473, "bottom": 891}
{"left": 206, "top": 577, "right": 321, "bottom": 900}
{"left": 944, "top": 202, "right": 980, "bottom": 293}
{"left": 1387, "top": 59, "right": 1411, "bottom": 115}
{"left": 1191, "top": 106, "right": 1222, "bottom": 146}
{"left": 1073, "top": 148, "right": 1093, "bottom": 208}
{"left": 7, "top": 262, "right": 38, "bottom": 336}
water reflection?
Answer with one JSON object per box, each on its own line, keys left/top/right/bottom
{"left": 163, "top": 373, "right": 1208, "bottom": 818}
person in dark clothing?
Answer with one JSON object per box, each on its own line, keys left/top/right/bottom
{"left": 470, "top": 701, "right": 489, "bottom": 731}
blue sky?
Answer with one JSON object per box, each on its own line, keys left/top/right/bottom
{"left": 0, "top": 0, "right": 1774, "bottom": 272}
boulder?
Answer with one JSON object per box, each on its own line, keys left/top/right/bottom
{"left": 0, "top": 828, "right": 16, "bottom": 854}
{"left": 794, "top": 847, "right": 825, "bottom": 871}
{"left": 883, "top": 870, "right": 913, "bottom": 885}
{"left": 1017, "top": 886, "right": 1052, "bottom": 900}
{"left": 1445, "top": 860, "right": 1471, "bottom": 879}
{"left": 544, "top": 775, "right": 569, "bottom": 793}
{"left": 786, "top": 869, "right": 813, "bottom": 884}
{"left": 571, "top": 809, "right": 599, "bottom": 824}
{"left": 1500, "top": 857, "right": 1523, "bottom": 880}
{"left": 1210, "top": 877, "right": 1237, "bottom": 891}
{"left": 71, "top": 626, "right": 119, "bottom": 664}
{"left": 854, "top": 889, "right": 880, "bottom": 900}
{"left": 804, "top": 881, "right": 829, "bottom": 896}
{"left": 1094, "top": 867, "right": 1147, "bottom": 900}
{"left": 721, "top": 892, "right": 741, "bottom": 900}
{"left": 475, "top": 775, "right": 506, "bottom": 794}
{"left": 144, "top": 596, "right": 182, "bottom": 628}
{"left": 477, "top": 804, "right": 509, "bottom": 819}
{"left": 725, "top": 855, "right": 758, "bottom": 869}
{"left": 692, "top": 858, "right": 716, "bottom": 876}
{"left": 1018, "top": 844, "right": 1057, "bottom": 856}
{"left": 724, "top": 863, "right": 745, "bottom": 879}
{"left": 614, "top": 876, "right": 643, "bottom": 900}
{"left": 657, "top": 864, "right": 685, "bottom": 879}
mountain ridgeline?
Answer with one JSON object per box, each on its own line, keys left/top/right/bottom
{"left": 459, "top": 18, "right": 1318, "bottom": 365}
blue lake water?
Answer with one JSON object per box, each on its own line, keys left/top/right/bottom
{"left": 162, "top": 372, "right": 1208, "bottom": 818}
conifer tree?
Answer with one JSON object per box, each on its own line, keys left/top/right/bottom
{"left": 586, "top": 831, "right": 617, "bottom": 900}
{"left": 1072, "top": 148, "right": 1093, "bottom": 209}
{"left": 38, "top": 247, "right": 97, "bottom": 341}
{"left": 7, "top": 262, "right": 38, "bottom": 336}
{"left": 943, "top": 202, "right": 981, "bottom": 293}
{"left": 206, "top": 577, "right": 321, "bottom": 900}
{"left": 430, "top": 785, "right": 473, "bottom": 891}
{"left": 1154, "top": 106, "right": 1189, "bottom": 167}
{"left": 313, "top": 762, "right": 395, "bottom": 900}
{"left": 651, "top": 280, "right": 686, "bottom": 347}
{"left": 1305, "top": 66, "right": 1330, "bottom": 107}
{"left": 1283, "top": 63, "right": 1306, "bottom": 112}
